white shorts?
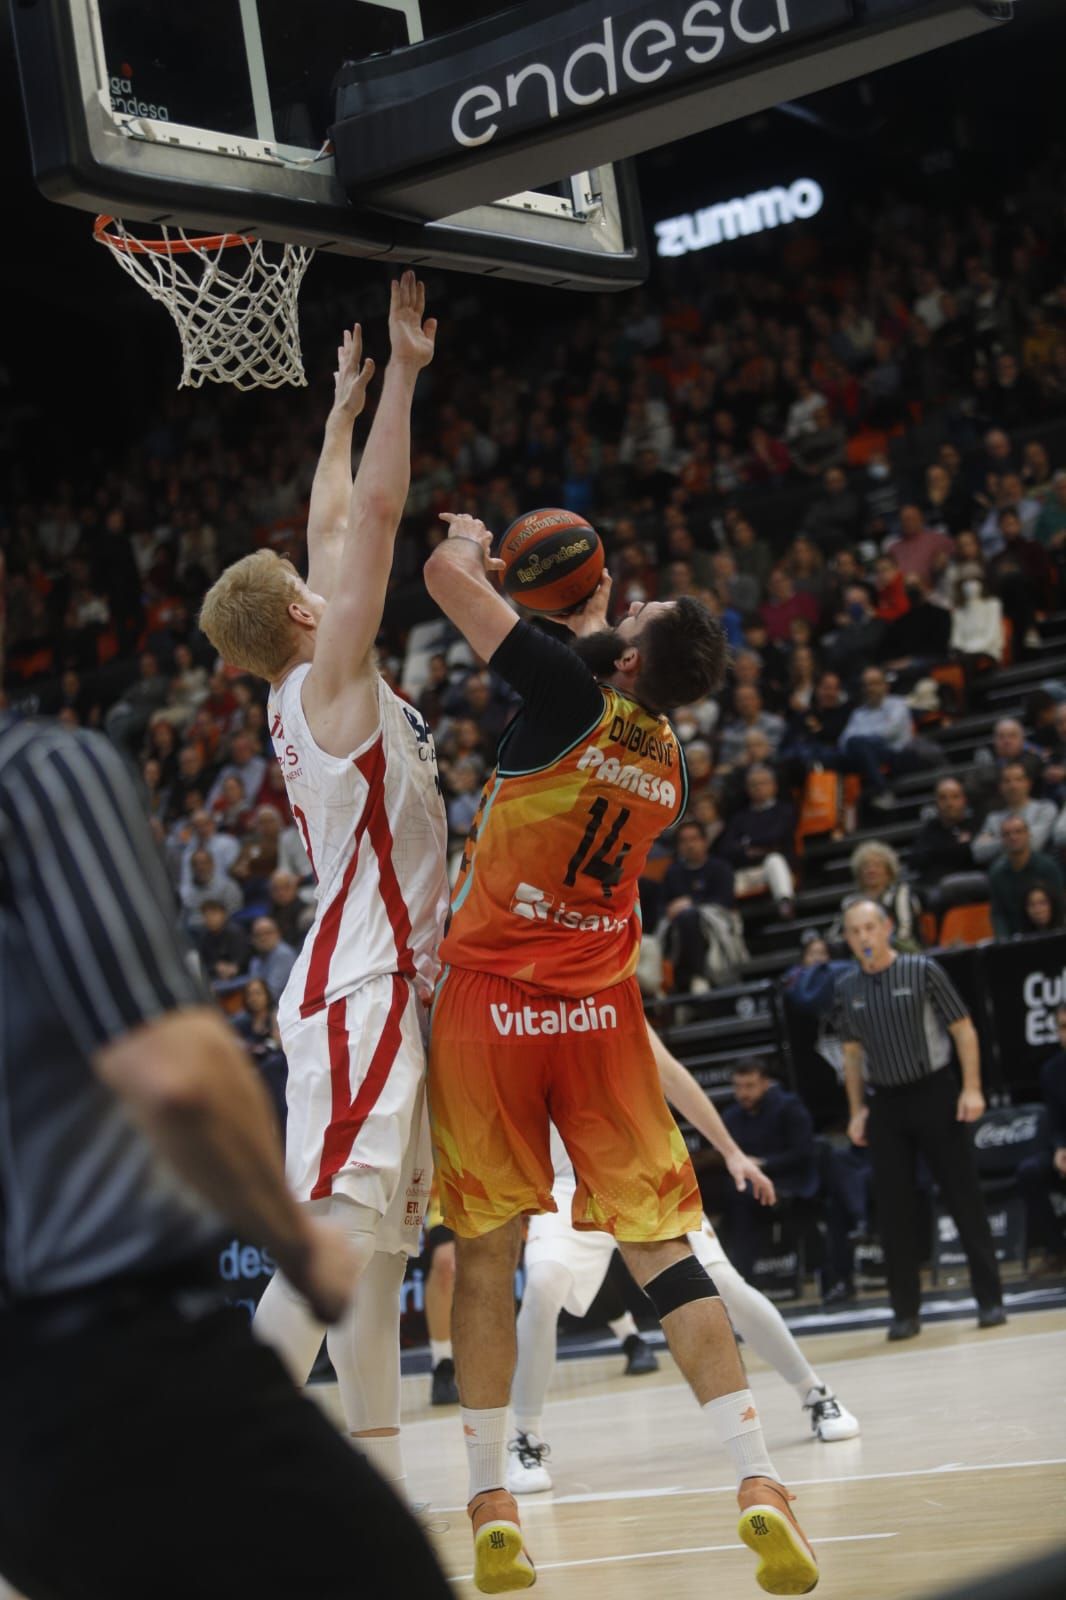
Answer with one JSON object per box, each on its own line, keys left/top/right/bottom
{"left": 280, "top": 973, "right": 430, "bottom": 1256}
{"left": 525, "top": 1178, "right": 727, "bottom": 1318}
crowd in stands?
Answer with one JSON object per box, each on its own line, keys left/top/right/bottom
{"left": 4, "top": 160, "right": 1066, "bottom": 1282}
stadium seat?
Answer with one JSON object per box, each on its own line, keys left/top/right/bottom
{"left": 931, "top": 661, "right": 966, "bottom": 714}
{"left": 795, "top": 770, "right": 842, "bottom": 852}
{"left": 938, "top": 901, "right": 993, "bottom": 946}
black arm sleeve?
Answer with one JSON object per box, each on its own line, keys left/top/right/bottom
{"left": 490, "top": 621, "right": 607, "bottom": 772}
{"left": 0, "top": 723, "right": 203, "bottom": 1050}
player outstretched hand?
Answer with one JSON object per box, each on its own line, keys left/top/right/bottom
{"left": 332, "top": 323, "right": 375, "bottom": 418}
{"left": 727, "top": 1147, "right": 776, "bottom": 1206}
{"left": 440, "top": 512, "right": 506, "bottom": 572}
{"left": 389, "top": 270, "right": 437, "bottom": 371}
{"left": 560, "top": 569, "right": 612, "bottom": 637}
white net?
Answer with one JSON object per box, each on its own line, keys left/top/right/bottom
{"left": 94, "top": 218, "right": 313, "bottom": 391}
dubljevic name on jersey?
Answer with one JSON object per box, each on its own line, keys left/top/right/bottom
{"left": 490, "top": 997, "right": 619, "bottom": 1037}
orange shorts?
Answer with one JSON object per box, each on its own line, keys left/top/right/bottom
{"left": 427, "top": 966, "right": 701, "bottom": 1241}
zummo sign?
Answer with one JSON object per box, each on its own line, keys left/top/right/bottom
{"left": 655, "top": 177, "right": 824, "bottom": 255}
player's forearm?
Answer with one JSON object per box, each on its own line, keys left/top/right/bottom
{"left": 843, "top": 1044, "right": 866, "bottom": 1116}
{"left": 950, "top": 1017, "right": 982, "bottom": 1094}
{"left": 96, "top": 1009, "right": 312, "bottom": 1282}
{"left": 345, "top": 362, "right": 419, "bottom": 537}
{"left": 423, "top": 536, "right": 499, "bottom": 625}
{"left": 648, "top": 1026, "right": 741, "bottom": 1159}
{"left": 307, "top": 406, "right": 358, "bottom": 550}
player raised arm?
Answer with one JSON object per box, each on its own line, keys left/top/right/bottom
{"left": 305, "top": 324, "right": 376, "bottom": 601}
{"left": 423, "top": 512, "right": 515, "bottom": 661}
{"left": 307, "top": 272, "right": 435, "bottom": 713}
{"left": 647, "top": 1023, "right": 776, "bottom": 1205}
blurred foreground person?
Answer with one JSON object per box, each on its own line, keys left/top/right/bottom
{"left": 0, "top": 712, "right": 451, "bottom": 1600}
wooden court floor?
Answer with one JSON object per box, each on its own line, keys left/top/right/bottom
{"left": 376, "top": 1309, "right": 1066, "bottom": 1597}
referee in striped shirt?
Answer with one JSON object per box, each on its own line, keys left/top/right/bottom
{"left": 0, "top": 709, "right": 450, "bottom": 1598}
{"left": 837, "top": 899, "right": 1005, "bottom": 1341}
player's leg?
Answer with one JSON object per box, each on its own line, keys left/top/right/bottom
{"left": 691, "top": 1226, "right": 859, "bottom": 1442}
{"left": 508, "top": 1197, "right": 616, "bottom": 1494}
{"left": 597, "top": 1256, "right": 661, "bottom": 1375}
{"left": 253, "top": 1194, "right": 377, "bottom": 1382}
{"left": 429, "top": 968, "right": 553, "bottom": 1592}
{"left": 328, "top": 1245, "right": 409, "bottom": 1495}
{"left": 259, "top": 977, "right": 429, "bottom": 1468}
{"left": 509, "top": 1257, "right": 572, "bottom": 1490}
{"left": 554, "top": 978, "right": 818, "bottom": 1595}
{"left": 621, "top": 1236, "right": 819, "bottom": 1593}
{"left": 453, "top": 1220, "right": 537, "bottom": 1589}
{"left": 423, "top": 1224, "right": 460, "bottom": 1404}
{"left": 328, "top": 1075, "right": 435, "bottom": 1496}
{"left": 253, "top": 1004, "right": 360, "bottom": 1379}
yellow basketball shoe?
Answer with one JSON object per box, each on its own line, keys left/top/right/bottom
{"left": 469, "top": 1489, "right": 536, "bottom": 1592}
{"left": 737, "top": 1476, "right": 819, "bottom": 1594}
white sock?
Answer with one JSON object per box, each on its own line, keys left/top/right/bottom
{"left": 354, "top": 1431, "right": 406, "bottom": 1497}
{"left": 703, "top": 1389, "right": 779, "bottom": 1488}
{"left": 430, "top": 1339, "right": 453, "bottom": 1366}
{"left": 608, "top": 1311, "right": 639, "bottom": 1343}
{"left": 710, "top": 1259, "right": 817, "bottom": 1396}
{"left": 462, "top": 1405, "right": 509, "bottom": 1501}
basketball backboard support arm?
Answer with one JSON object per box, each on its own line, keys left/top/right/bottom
{"left": 11, "top": 0, "right": 647, "bottom": 290}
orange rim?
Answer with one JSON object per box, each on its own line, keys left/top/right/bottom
{"left": 93, "top": 214, "right": 253, "bottom": 255}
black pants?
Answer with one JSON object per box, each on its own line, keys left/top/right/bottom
{"left": 1018, "top": 1152, "right": 1066, "bottom": 1252}
{"left": 704, "top": 1173, "right": 817, "bottom": 1279}
{"left": 866, "top": 1069, "right": 1003, "bottom": 1321}
{"left": 0, "top": 1299, "right": 451, "bottom": 1600}
{"left": 662, "top": 906, "right": 707, "bottom": 991}
{"left": 823, "top": 1144, "right": 873, "bottom": 1290}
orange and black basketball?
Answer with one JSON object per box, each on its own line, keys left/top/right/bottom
{"left": 497, "top": 507, "right": 604, "bottom": 615}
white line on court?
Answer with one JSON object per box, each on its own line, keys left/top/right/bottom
{"left": 398, "top": 1326, "right": 1066, "bottom": 1429}
{"left": 431, "top": 1455, "right": 1066, "bottom": 1515}
{"left": 402, "top": 1327, "right": 1066, "bottom": 1425}
{"left": 447, "top": 1530, "right": 897, "bottom": 1584}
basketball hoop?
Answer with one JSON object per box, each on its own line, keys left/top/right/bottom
{"left": 93, "top": 216, "right": 313, "bottom": 391}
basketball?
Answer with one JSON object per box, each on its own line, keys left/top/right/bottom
{"left": 497, "top": 508, "right": 604, "bottom": 615}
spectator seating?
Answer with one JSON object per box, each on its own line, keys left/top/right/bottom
{"left": 937, "top": 901, "right": 994, "bottom": 946}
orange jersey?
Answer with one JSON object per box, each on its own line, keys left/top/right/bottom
{"left": 439, "top": 686, "right": 686, "bottom": 995}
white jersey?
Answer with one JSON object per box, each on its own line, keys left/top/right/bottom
{"left": 268, "top": 664, "right": 449, "bottom": 1025}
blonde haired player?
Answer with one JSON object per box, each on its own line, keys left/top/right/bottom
{"left": 508, "top": 1026, "right": 858, "bottom": 1495}
{"left": 199, "top": 274, "right": 447, "bottom": 1500}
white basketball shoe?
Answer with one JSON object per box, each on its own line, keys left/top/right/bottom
{"left": 803, "top": 1385, "right": 860, "bottom": 1442}
{"left": 505, "top": 1431, "right": 553, "bottom": 1494}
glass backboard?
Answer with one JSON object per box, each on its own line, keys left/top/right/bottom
{"left": 13, "top": 0, "right": 647, "bottom": 288}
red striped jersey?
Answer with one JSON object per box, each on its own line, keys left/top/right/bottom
{"left": 268, "top": 664, "right": 449, "bottom": 1022}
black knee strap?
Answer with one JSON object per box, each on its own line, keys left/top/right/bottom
{"left": 643, "top": 1256, "right": 720, "bottom": 1320}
